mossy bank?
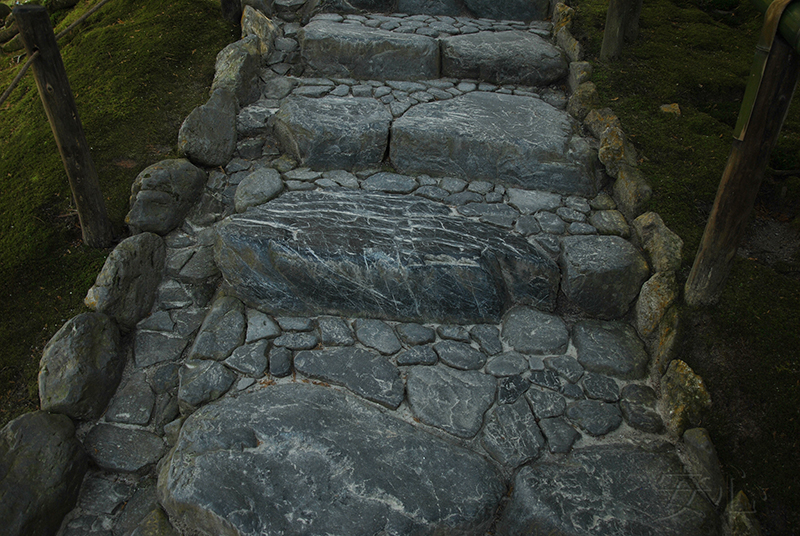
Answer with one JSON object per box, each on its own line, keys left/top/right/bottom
{"left": 0, "top": 0, "right": 235, "bottom": 423}
{"left": 573, "top": 0, "right": 800, "bottom": 533}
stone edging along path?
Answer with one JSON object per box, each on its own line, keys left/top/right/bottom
{"left": 0, "top": 1, "right": 758, "bottom": 535}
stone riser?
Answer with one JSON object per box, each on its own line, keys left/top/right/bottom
{"left": 300, "top": 20, "right": 567, "bottom": 85}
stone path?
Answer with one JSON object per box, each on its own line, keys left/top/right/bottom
{"left": 40, "top": 2, "right": 726, "bottom": 536}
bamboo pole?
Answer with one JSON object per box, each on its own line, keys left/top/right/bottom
{"left": 14, "top": 5, "right": 113, "bottom": 248}
{"left": 684, "top": 35, "right": 800, "bottom": 306}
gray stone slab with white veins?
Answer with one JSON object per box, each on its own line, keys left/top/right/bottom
{"left": 215, "top": 190, "right": 559, "bottom": 323}
{"left": 406, "top": 365, "right": 496, "bottom": 438}
{"left": 441, "top": 31, "right": 567, "bottom": 86}
{"left": 300, "top": 21, "right": 439, "bottom": 80}
{"left": 274, "top": 96, "right": 392, "bottom": 170}
{"left": 560, "top": 235, "right": 650, "bottom": 319}
{"left": 158, "top": 384, "right": 506, "bottom": 535}
{"left": 481, "top": 398, "right": 545, "bottom": 467}
{"left": 294, "top": 347, "right": 404, "bottom": 409}
{"left": 391, "top": 92, "right": 595, "bottom": 196}
{"left": 497, "top": 444, "right": 719, "bottom": 536}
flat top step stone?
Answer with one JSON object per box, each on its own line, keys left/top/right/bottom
{"left": 158, "top": 383, "right": 506, "bottom": 535}
{"left": 441, "top": 31, "right": 567, "bottom": 86}
{"left": 274, "top": 96, "right": 392, "bottom": 170}
{"left": 300, "top": 20, "right": 439, "bottom": 80}
{"left": 391, "top": 92, "right": 595, "bottom": 196}
{"left": 214, "top": 189, "right": 559, "bottom": 323}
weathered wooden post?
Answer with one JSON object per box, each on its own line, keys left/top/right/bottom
{"left": 600, "top": 0, "right": 643, "bottom": 61}
{"left": 14, "top": 5, "right": 114, "bottom": 248}
{"left": 221, "top": 0, "right": 243, "bottom": 26}
{"left": 685, "top": 0, "right": 800, "bottom": 306}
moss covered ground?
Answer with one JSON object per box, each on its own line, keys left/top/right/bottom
{"left": 573, "top": 0, "right": 800, "bottom": 533}
{"left": 2, "top": 0, "right": 799, "bottom": 532}
{"left": 0, "top": 0, "right": 235, "bottom": 423}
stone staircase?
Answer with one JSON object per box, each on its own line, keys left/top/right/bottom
{"left": 14, "top": 2, "right": 726, "bottom": 536}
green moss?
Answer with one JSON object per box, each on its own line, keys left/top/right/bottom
{"left": 0, "top": 0, "right": 235, "bottom": 425}
{"left": 573, "top": 0, "right": 800, "bottom": 531}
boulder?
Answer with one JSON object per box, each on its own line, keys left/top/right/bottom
{"left": 85, "top": 233, "right": 166, "bottom": 330}
{"left": 613, "top": 163, "right": 653, "bottom": 220}
{"left": 497, "top": 444, "right": 719, "bottom": 535}
{"left": 159, "top": 384, "right": 505, "bottom": 535}
{"left": 0, "top": 411, "right": 88, "bottom": 536}
{"left": 39, "top": 312, "right": 123, "bottom": 420}
{"left": 83, "top": 424, "right": 166, "bottom": 473}
{"left": 635, "top": 270, "right": 678, "bottom": 338}
{"left": 178, "top": 88, "right": 237, "bottom": 168}
{"left": 555, "top": 27, "right": 583, "bottom": 62}
{"left": 105, "top": 372, "right": 155, "bottom": 426}
{"left": 632, "top": 211, "right": 684, "bottom": 272}
{"left": 441, "top": 31, "right": 567, "bottom": 86}
{"left": 661, "top": 360, "right": 711, "bottom": 436}
{"left": 680, "top": 428, "right": 726, "bottom": 507}
{"left": 177, "top": 359, "right": 237, "bottom": 413}
{"left": 241, "top": 5, "right": 278, "bottom": 54}
{"left": 215, "top": 190, "right": 559, "bottom": 323}
{"left": 126, "top": 159, "right": 207, "bottom": 235}
{"left": 211, "top": 35, "right": 262, "bottom": 107}
{"left": 187, "top": 296, "right": 246, "bottom": 361}
{"left": 391, "top": 92, "right": 595, "bottom": 196}
{"left": 560, "top": 235, "right": 649, "bottom": 319}
{"left": 567, "top": 81, "right": 599, "bottom": 121}
{"left": 573, "top": 320, "right": 649, "bottom": 380}
{"left": 598, "top": 125, "right": 637, "bottom": 178}
{"left": 274, "top": 96, "right": 392, "bottom": 170}
{"left": 300, "top": 21, "right": 439, "bottom": 80}
{"left": 568, "top": 61, "right": 592, "bottom": 92}
{"left": 234, "top": 167, "right": 283, "bottom": 212}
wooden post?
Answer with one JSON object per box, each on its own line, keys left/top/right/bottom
{"left": 684, "top": 34, "right": 800, "bottom": 306}
{"left": 14, "top": 5, "right": 113, "bottom": 248}
{"left": 221, "top": 0, "right": 242, "bottom": 26}
{"left": 600, "top": 0, "right": 642, "bottom": 61}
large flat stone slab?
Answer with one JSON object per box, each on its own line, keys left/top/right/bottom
{"left": 391, "top": 92, "right": 595, "bottom": 196}
{"left": 300, "top": 21, "right": 439, "bottom": 80}
{"left": 215, "top": 190, "right": 559, "bottom": 323}
{"left": 442, "top": 31, "right": 567, "bottom": 86}
{"left": 158, "top": 383, "right": 506, "bottom": 535}
{"left": 497, "top": 444, "right": 719, "bottom": 535}
{"left": 274, "top": 96, "right": 392, "bottom": 170}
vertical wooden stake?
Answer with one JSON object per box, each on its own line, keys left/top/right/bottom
{"left": 601, "top": 0, "right": 640, "bottom": 61}
{"left": 14, "top": 5, "right": 113, "bottom": 248}
{"left": 685, "top": 35, "right": 800, "bottom": 306}
{"left": 221, "top": 0, "right": 243, "bottom": 26}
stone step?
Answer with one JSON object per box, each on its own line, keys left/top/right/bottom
{"left": 300, "top": 19, "right": 565, "bottom": 85}
{"left": 272, "top": 91, "right": 595, "bottom": 195}
{"left": 215, "top": 189, "right": 560, "bottom": 323}
{"left": 391, "top": 91, "right": 595, "bottom": 195}
{"left": 346, "top": 0, "right": 550, "bottom": 20}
